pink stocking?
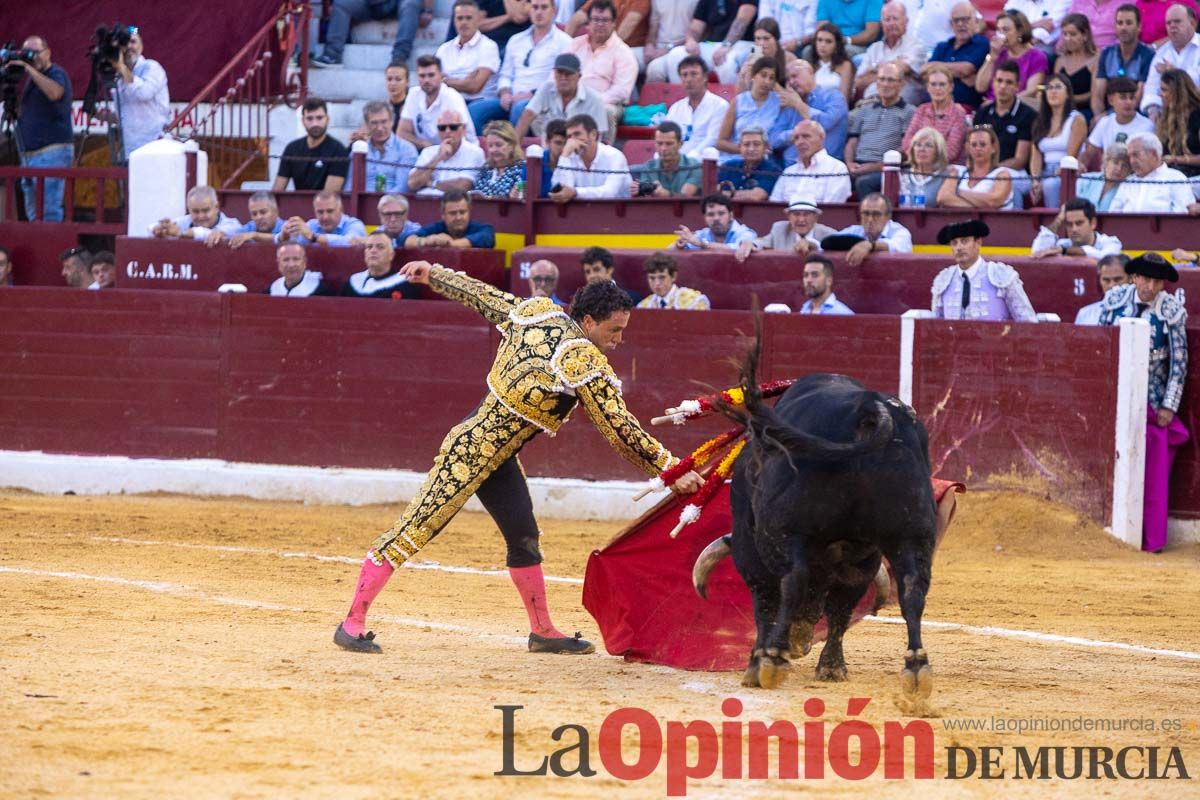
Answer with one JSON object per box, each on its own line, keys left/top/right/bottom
{"left": 343, "top": 557, "right": 395, "bottom": 637}
{"left": 509, "top": 565, "right": 565, "bottom": 638}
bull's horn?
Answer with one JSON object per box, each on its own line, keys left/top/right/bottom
{"left": 692, "top": 534, "right": 733, "bottom": 600}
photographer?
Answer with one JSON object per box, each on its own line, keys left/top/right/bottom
{"left": 10, "top": 36, "right": 73, "bottom": 222}
{"left": 97, "top": 27, "right": 169, "bottom": 162}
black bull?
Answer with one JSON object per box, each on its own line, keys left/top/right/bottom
{"left": 698, "top": 350, "right": 937, "bottom": 700}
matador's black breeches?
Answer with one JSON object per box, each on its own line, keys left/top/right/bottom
{"left": 370, "top": 394, "right": 545, "bottom": 569}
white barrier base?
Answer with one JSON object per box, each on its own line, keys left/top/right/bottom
{"left": 1167, "top": 519, "right": 1200, "bottom": 545}
{"left": 0, "top": 450, "right": 655, "bottom": 522}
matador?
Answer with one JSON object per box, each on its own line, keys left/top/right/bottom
{"left": 334, "top": 261, "right": 703, "bottom": 654}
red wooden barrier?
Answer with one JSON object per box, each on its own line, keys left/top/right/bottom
{"left": 1, "top": 287, "right": 1196, "bottom": 522}
{"left": 113, "top": 237, "right": 507, "bottom": 293}
{"left": 911, "top": 319, "right": 1121, "bottom": 521}
{"left": 512, "top": 247, "right": 1115, "bottom": 320}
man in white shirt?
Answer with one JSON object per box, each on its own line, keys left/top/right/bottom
{"left": 1074, "top": 254, "right": 1130, "bottom": 325}
{"left": 149, "top": 185, "right": 243, "bottom": 245}
{"left": 1140, "top": 4, "right": 1200, "bottom": 119}
{"left": 855, "top": 3, "right": 927, "bottom": 104}
{"left": 903, "top": 0, "right": 964, "bottom": 56}
{"left": 1003, "top": 0, "right": 1072, "bottom": 47}
{"left": 474, "top": 0, "right": 572, "bottom": 129}
{"left": 516, "top": 54, "right": 610, "bottom": 139}
{"left": 642, "top": 0, "right": 703, "bottom": 74}
{"left": 408, "top": 110, "right": 487, "bottom": 196}
{"left": 759, "top": 0, "right": 819, "bottom": 54}
{"left": 1031, "top": 198, "right": 1124, "bottom": 262}
{"left": 830, "top": 193, "right": 914, "bottom": 267}
{"left": 109, "top": 29, "right": 170, "bottom": 161}
{"left": 399, "top": 55, "right": 478, "bottom": 151}
{"left": 665, "top": 55, "right": 729, "bottom": 158}
{"left": 1083, "top": 77, "right": 1156, "bottom": 165}
{"left": 437, "top": 0, "right": 502, "bottom": 134}
{"left": 569, "top": 0, "right": 639, "bottom": 141}
{"left": 1109, "top": 132, "right": 1195, "bottom": 213}
{"left": 549, "top": 112, "right": 632, "bottom": 201}
{"left": 769, "top": 120, "right": 852, "bottom": 204}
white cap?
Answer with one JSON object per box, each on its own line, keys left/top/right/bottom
{"left": 786, "top": 197, "right": 820, "bottom": 213}
{"left": 764, "top": 303, "right": 792, "bottom": 314}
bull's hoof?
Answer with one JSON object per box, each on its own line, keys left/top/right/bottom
{"left": 741, "top": 664, "right": 761, "bottom": 688}
{"left": 815, "top": 662, "right": 848, "bottom": 682}
{"left": 757, "top": 649, "right": 791, "bottom": 689}
{"left": 896, "top": 649, "right": 936, "bottom": 716}
{"left": 788, "top": 621, "right": 815, "bottom": 657}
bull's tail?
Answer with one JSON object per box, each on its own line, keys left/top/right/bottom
{"left": 716, "top": 316, "right": 895, "bottom": 462}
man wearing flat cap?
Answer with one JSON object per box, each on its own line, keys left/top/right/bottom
{"left": 1100, "top": 253, "right": 1189, "bottom": 553}
{"left": 931, "top": 220, "right": 1037, "bottom": 322}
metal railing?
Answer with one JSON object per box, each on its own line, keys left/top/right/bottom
{"left": 0, "top": 166, "right": 128, "bottom": 234}
{"left": 163, "top": 1, "right": 310, "bottom": 189}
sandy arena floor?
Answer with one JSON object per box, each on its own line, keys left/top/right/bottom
{"left": 1, "top": 487, "right": 1198, "bottom": 798}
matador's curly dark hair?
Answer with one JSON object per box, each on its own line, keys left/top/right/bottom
{"left": 569, "top": 279, "right": 633, "bottom": 322}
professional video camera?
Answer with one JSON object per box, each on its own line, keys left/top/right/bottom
{"left": 0, "top": 44, "right": 36, "bottom": 74}
{"left": 83, "top": 23, "right": 132, "bottom": 114}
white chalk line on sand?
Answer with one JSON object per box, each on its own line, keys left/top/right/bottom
{"left": 87, "top": 535, "right": 585, "bottom": 585}
{"left": 0, "top": 565, "right": 528, "bottom": 646}
{"left": 25, "top": 535, "right": 1200, "bottom": 665}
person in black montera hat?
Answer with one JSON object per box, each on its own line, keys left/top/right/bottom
{"left": 930, "top": 220, "right": 1038, "bottom": 322}
{"left": 1100, "top": 253, "right": 1189, "bottom": 553}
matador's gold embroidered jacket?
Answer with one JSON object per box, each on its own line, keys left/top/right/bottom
{"left": 429, "top": 266, "right": 676, "bottom": 477}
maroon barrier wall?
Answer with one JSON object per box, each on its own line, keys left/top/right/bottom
{"left": 0, "top": 289, "right": 224, "bottom": 459}
{"left": 2, "top": 287, "right": 1196, "bottom": 521}
{"left": 911, "top": 319, "right": 1120, "bottom": 522}
{"left": 112, "top": 238, "right": 506, "bottom": 293}
{"left": 0, "top": 224, "right": 87, "bottom": 287}
{"left": 513, "top": 247, "right": 1121, "bottom": 320}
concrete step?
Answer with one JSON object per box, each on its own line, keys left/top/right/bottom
{"left": 351, "top": 16, "right": 451, "bottom": 50}
{"left": 308, "top": 68, "right": 386, "bottom": 102}
{"left": 344, "top": 44, "right": 394, "bottom": 71}
{"left": 327, "top": 126, "right": 361, "bottom": 147}
{"left": 350, "top": 7, "right": 454, "bottom": 45}
{"left": 328, "top": 99, "right": 369, "bottom": 128}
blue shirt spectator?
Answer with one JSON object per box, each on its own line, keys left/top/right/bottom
{"left": 776, "top": 86, "right": 849, "bottom": 163}
{"left": 800, "top": 293, "right": 855, "bottom": 314}
{"left": 718, "top": 156, "right": 785, "bottom": 197}
{"left": 19, "top": 62, "right": 73, "bottom": 152}
{"left": 692, "top": 219, "right": 757, "bottom": 248}
{"left": 16, "top": 45, "right": 73, "bottom": 223}
{"left": 238, "top": 218, "right": 285, "bottom": 236}
{"left": 402, "top": 220, "right": 496, "bottom": 248}
{"left": 356, "top": 133, "right": 419, "bottom": 194}
{"left": 929, "top": 33, "right": 989, "bottom": 108}
{"left": 1096, "top": 40, "right": 1156, "bottom": 97}
{"left": 815, "top": 0, "right": 884, "bottom": 39}
{"left": 727, "top": 91, "right": 785, "bottom": 163}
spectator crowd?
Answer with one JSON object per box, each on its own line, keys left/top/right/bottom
{"left": 276, "top": 0, "right": 1200, "bottom": 214}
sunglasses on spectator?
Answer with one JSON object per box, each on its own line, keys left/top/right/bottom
{"left": 530, "top": 276, "right": 556, "bottom": 284}
{"left": 438, "top": 123, "right": 464, "bottom": 131}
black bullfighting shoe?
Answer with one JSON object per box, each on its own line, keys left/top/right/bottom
{"left": 528, "top": 631, "right": 596, "bottom": 655}
{"left": 334, "top": 623, "right": 383, "bottom": 653}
